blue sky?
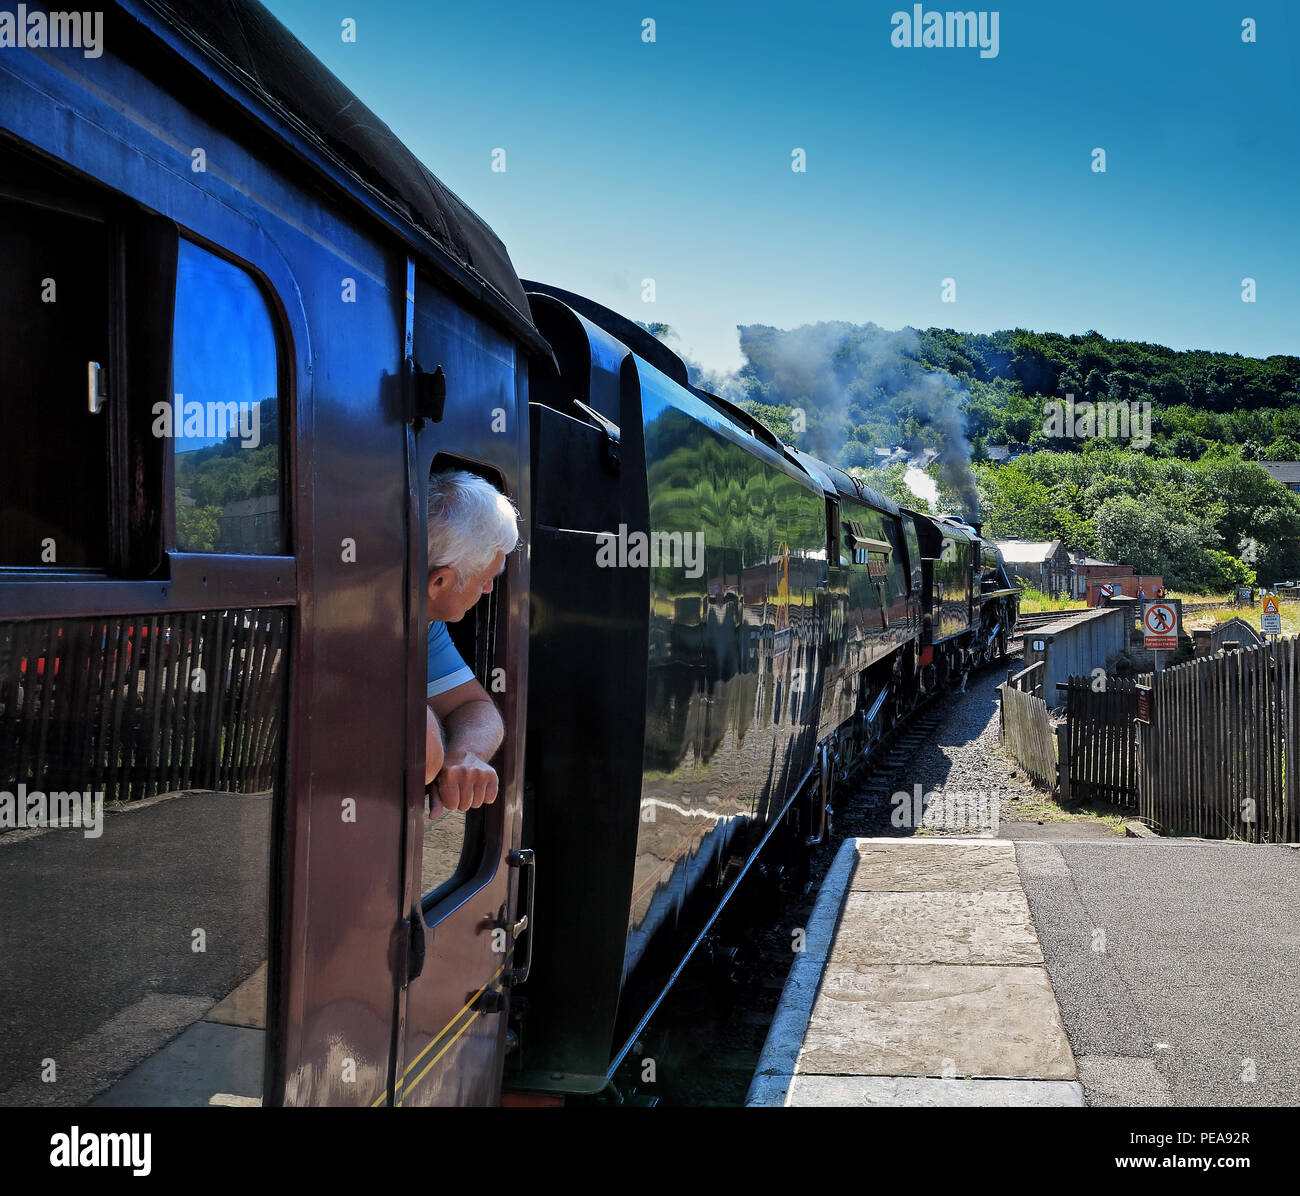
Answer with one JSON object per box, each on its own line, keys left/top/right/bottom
{"left": 264, "top": 1, "right": 1299, "bottom": 372}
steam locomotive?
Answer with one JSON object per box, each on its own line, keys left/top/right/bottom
{"left": 0, "top": 0, "right": 1016, "bottom": 1108}
{"left": 518, "top": 284, "right": 1018, "bottom": 1095}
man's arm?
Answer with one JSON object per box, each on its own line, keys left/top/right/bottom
{"left": 427, "top": 678, "right": 504, "bottom": 812}
{"left": 425, "top": 705, "right": 445, "bottom": 786}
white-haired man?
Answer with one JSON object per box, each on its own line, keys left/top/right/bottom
{"left": 425, "top": 470, "right": 520, "bottom": 817}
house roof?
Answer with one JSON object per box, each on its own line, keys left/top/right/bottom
{"left": 995, "top": 539, "right": 1063, "bottom": 564}
{"left": 1260, "top": 461, "right": 1300, "bottom": 484}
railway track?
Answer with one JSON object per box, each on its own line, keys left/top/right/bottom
{"left": 1015, "top": 609, "right": 1090, "bottom": 630}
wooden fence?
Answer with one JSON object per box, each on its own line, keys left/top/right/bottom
{"left": 1060, "top": 676, "right": 1140, "bottom": 808}
{"left": 999, "top": 661, "right": 1057, "bottom": 792}
{"left": 0, "top": 607, "right": 288, "bottom": 804}
{"left": 1004, "top": 659, "right": 1045, "bottom": 699}
{"left": 1139, "top": 637, "right": 1298, "bottom": 842}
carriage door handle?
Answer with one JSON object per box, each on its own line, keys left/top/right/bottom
{"left": 87, "top": 362, "right": 107, "bottom": 414}
{"left": 503, "top": 848, "right": 535, "bottom": 986}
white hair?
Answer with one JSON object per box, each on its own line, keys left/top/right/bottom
{"left": 427, "top": 470, "right": 520, "bottom": 588}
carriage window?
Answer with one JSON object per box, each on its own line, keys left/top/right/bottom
{"left": 171, "top": 240, "right": 283, "bottom": 554}
{"left": 420, "top": 558, "right": 505, "bottom": 908}
{"left": 419, "top": 466, "right": 509, "bottom": 911}
{"left": 0, "top": 607, "right": 287, "bottom": 1106}
{"left": 0, "top": 194, "right": 110, "bottom": 568}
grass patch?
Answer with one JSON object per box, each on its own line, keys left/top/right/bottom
{"left": 998, "top": 747, "right": 1130, "bottom": 833}
{"left": 999, "top": 786, "right": 1130, "bottom": 833}
{"left": 1017, "top": 587, "right": 1087, "bottom": 615}
{"left": 1183, "top": 602, "right": 1300, "bottom": 637}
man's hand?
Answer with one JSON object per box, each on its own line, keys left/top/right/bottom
{"left": 435, "top": 749, "right": 499, "bottom": 812}
{"left": 426, "top": 679, "right": 504, "bottom": 819}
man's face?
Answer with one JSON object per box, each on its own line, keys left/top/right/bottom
{"left": 428, "top": 550, "right": 506, "bottom": 623}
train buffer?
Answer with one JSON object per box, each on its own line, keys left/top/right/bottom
{"left": 746, "top": 838, "right": 1083, "bottom": 1107}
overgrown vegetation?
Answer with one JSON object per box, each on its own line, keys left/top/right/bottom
{"left": 1016, "top": 587, "right": 1086, "bottom": 615}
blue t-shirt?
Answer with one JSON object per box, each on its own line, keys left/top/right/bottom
{"left": 428, "top": 622, "right": 474, "bottom": 698}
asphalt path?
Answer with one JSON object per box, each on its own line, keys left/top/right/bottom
{"left": 1014, "top": 836, "right": 1300, "bottom": 1106}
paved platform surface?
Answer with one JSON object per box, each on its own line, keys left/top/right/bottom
{"left": 1016, "top": 837, "right": 1300, "bottom": 1106}
{"left": 747, "top": 837, "right": 1083, "bottom": 1107}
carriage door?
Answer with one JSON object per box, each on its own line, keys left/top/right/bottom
{"left": 389, "top": 269, "right": 530, "bottom": 1106}
{"left": 0, "top": 149, "right": 291, "bottom": 1108}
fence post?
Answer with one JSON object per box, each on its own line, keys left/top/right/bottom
{"left": 1056, "top": 721, "right": 1071, "bottom": 806}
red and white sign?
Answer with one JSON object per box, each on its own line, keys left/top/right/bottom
{"left": 1143, "top": 601, "right": 1178, "bottom": 650}
{"left": 1262, "top": 595, "right": 1282, "bottom": 636}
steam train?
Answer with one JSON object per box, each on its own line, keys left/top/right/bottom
{"left": 0, "top": 0, "right": 1016, "bottom": 1108}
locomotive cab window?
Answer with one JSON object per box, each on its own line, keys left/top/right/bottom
{"left": 170, "top": 240, "right": 284, "bottom": 555}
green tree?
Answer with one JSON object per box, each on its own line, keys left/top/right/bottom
{"left": 176, "top": 504, "right": 221, "bottom": 552}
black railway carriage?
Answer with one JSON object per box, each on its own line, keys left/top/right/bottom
{"left": 521, "top": 286, "right": 834, "bottom": 1090}
{"left": 1, "top": 0, "right": 543, "bottom": 1107}
{"left": 0, "top": 0, "right": 1016, "bottom": 1108}
{"left": 789, "top": 448, "right": 922, "bottom": 742}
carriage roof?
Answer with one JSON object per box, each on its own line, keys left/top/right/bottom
{"left": 125, "top": 0, "right": 543, "bottom": 350}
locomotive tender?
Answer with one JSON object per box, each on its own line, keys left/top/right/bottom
{"left": 0, "top": 0, "right": 1017, "bottom": 1107}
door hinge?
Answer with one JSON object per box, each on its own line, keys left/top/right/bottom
{"left": 407, "top": 360, "right": 446, "bottom": 425}
{"left": 401, "top": 905, "right": 426, "bottom": 986}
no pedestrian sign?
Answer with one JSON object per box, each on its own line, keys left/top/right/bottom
{"left": 1262, "top": 595, "right": 1282, "bottom": 636}
{"left": 1142, "top": 600, "right": 1178, "bottom": 650}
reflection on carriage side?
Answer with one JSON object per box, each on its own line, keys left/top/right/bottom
{"left": 0, "top": 608, "right": 286, "bottom": 1105}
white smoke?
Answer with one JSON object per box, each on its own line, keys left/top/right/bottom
{"left": 904, "top": 466, "right": 939, "bottom": 505}
{"left": 647, "top": 320, "right": 977, "bottom": 515}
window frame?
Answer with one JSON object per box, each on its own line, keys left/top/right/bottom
{"left": 417, "top": 456, "right": 514, "bottom": 922}
{"left": 0, "top": 129, "right": 308, "bottom": 1112}
{"left": 0, "top": 151, "right": 297, "bottom": 596}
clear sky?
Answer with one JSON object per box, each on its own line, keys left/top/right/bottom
{"left": 263, "top": 1, "right": 1299, "bottom": 372}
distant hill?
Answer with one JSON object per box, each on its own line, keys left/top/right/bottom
{"left": 719, "top": 323, "right": 1300, "bottom": 465}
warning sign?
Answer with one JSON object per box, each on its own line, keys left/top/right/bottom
{"left": 1262, "top": 595, "right": 1282, "bottom": 636}
{"left": 1142, "top": 600, "right": 1179, "bottom": 650}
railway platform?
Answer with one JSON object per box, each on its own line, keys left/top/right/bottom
{"left": 746, "top": 837, "right": 1084, "bottom": 1107}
